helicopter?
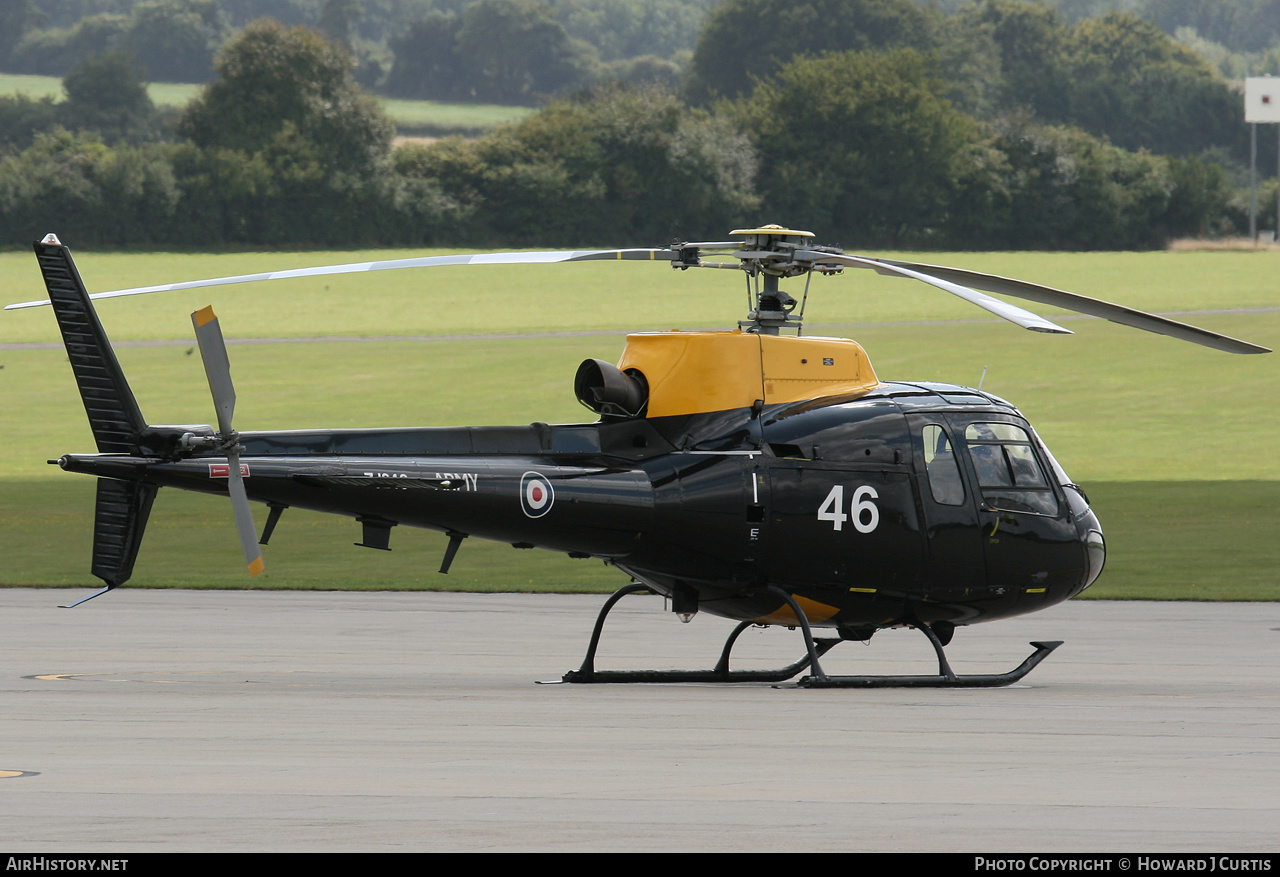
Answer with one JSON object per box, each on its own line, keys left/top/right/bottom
{"left": 9, "top": 225, "right": 1270, "bottom": 688}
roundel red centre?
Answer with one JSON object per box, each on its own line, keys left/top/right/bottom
{"left": 520, "top": 471, "right": 555, "bottom": 518}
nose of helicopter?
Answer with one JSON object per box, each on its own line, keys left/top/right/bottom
{"left": 1083, "top": 525, "right": 1106, "bottom": 590}
{"left": 1075, "top": 497, "right": 1106, "bottom": 591}
{"left": 1058, "top": 480, "right": 1106, "bottom": 592}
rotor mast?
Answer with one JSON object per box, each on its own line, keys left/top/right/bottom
{"left": 670, "top": 224, "right": 844, "bottom": 335}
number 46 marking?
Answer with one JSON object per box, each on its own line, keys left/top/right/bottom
{"left": 817, "top": 485, "right": 880, "bottom": 533}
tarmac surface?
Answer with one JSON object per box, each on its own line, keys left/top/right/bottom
{"left": 2, "top": 588, "right": 1278, "bottom": 852}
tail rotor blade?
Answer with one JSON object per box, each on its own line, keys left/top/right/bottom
{"left": 191, "top": 305, "right": 263, "bottom": 578}
{"left": 226, "top": 451, "right": 264, "bottom": 578}
{"left": 191, "top": 306, "right": 236, "bottom": 435}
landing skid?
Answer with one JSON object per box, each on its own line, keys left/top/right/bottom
{"left": 560, "top": 584, "right": 841, "bottom": 683}
{"left": 560, "top": 583, "right": 1062, "bottom": 688}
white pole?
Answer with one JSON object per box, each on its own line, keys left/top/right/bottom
{"left": 1250, "top": 122, "right": 1257, "bottom": 243}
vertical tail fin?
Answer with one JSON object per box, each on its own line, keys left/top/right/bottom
{"left": 91, "top": 478, "right": 157, "bottom": 588}
{"left": 35, "top": 236, "right": 156, "bottom": 603}
{"left": 35, "top": 236, "right": 146, "bottom": 453}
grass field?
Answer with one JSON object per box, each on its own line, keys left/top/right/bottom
{"left": 379, "top": 97, "right": 534, "bottom": 135}
{"left": 0, "top": 73, "right": 533, "bottom": 135}
{"left": 1, "top": 246, "right": 1277, "bottom": 599}
{"left": 0, "top": 73, "right": 65, "bottom": 100}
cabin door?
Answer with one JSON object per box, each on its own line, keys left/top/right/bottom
{"left": 909, "top": 416, "right": 987, "bottom": 601}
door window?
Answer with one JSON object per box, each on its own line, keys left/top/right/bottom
{"left": 922, "top": 423, "right": 965, "bottom": 506}
{"left": 964, "top": 422, "right": 1058, "bottom": 515}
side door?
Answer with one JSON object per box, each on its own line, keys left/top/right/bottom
{"left": 908, "top": 417, "right": 987, "bottom": 599}
{"left": 953, "top": 418, "right": 1085, "bottom": 602}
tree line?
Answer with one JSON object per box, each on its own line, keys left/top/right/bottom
{"left": 0, "top": 0, "right": 716, "bottom": 98}
{"left": 6, "top": 1, "right": 1280, "bottom": 105}
{"left": 0, "top": 5, "right": 1276, "bottom": 251}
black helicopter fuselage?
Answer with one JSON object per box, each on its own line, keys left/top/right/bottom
{"left": 60, "top": 379, "right": 1104, "bottom": 637}
{"left": 26, "top": 227, "right": 1267, "bottom": 682}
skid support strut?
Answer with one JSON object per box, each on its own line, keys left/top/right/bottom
{"left": 561, "top": 584, "right": 839, "bottom": 683}
{"left": 798, "top": 629, "right": 1063, "bottom": 688}
{"left": 559, "top": 584, "right": 1063, "bottom": 688}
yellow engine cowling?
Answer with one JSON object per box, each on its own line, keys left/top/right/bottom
{"left": 617, "top": 330, "right": 881, "bottom": 418}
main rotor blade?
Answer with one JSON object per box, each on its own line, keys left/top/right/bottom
{"left": 6, "top": 249, "right": 677, "bottom": 309}
{"left": 191, "top": 306, "right": 236, "bottom": 436}
{"left": 226, "top": 450, "right": 264, "bottom": 578}
{"left": 871, "top": 258, "right": 1271, "bottom": 354}
{"left": 814, "top": 252, "right": 1073, "bottom": 335}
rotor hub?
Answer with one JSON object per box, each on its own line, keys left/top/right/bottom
{"left": 669, "top": 224, "right": 845, "bottom": 335}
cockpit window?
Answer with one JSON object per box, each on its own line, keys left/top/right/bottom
{"left": 964, "top": 423, "right": 1058, "bottom": 515}
{"left": 922, "top": 424, "right": 965, "bottom": 506}
{"left": 1028, "top": 425, "right": 1074, "bottom": 488}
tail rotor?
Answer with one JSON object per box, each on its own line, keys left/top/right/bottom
{"left": 191, "top": 306, "right": 264, "bottom": 578}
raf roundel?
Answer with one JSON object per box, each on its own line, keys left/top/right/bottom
{"left": 520, "top": 471, "right": 555, "bottom": 518}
